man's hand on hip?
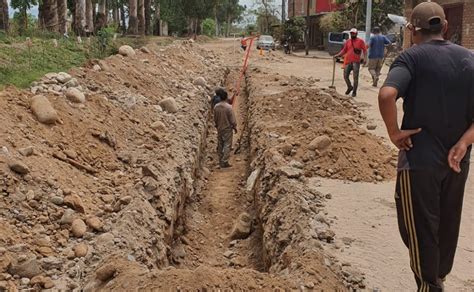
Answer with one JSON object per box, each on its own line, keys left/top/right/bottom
{"left": 389, "top": 128, "right": 422, "bottom": 151}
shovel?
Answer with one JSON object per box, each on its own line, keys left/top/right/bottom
{"left": 329, "top": 58, "right": 336, "bottom": 89}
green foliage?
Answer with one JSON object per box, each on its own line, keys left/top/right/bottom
{"left": 202, "top": 18, "right": 216, "bottom": 36}
{"left": 282, "top": 17, "right": 305, "bottom": 42}
{"left": 10, "top": 12, "right": 37, "bottom": 36}
{"left": 320, "top": 11, "right": 346, "bottom": 33}
{"left": 0, "top": 35, "right": 147, "bottom": 88}
{"left": 331, "top": 0, "right": 404, "bottom": 32}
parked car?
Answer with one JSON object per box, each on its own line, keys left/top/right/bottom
{"left": 256, "top": 35, "right": 275, "bottom": 50}
{"left": 327, "top": 31, "right": 369, "bottom": 60}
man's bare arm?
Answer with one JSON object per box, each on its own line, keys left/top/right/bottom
{"left": 448, "top": 123, "right": 474, "bottom": 173}
{"left": 378, "top": 86, "right": 421, "bottom": 150}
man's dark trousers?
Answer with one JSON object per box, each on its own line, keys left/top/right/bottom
{"left": 395, "top": 164, "right": 469, "bottom": 291}
{"left": 344, "top": 62, "right": 360, "bottom": 93}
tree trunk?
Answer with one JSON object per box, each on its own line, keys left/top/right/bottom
{"left": 0, "top": 0, "right": 8, "bottom": 32}
{"left": 120, "top": 6, "right": 127, "bottom": 34}
{"left": 85, "top": 0, "right": 94, "bottom": 32}
{"left": 57, "top": 0, "right": 68, "bottom": 35}
{"left": 144, "top": 0, "right": 151, "bottom": 35}
{"left": 137, "top": 0, "right": 145, "bottom": 35}
{"left": 153, "top": 2, "right": 160, "bottom": 36}
{"left": 226, "top": 14, "right": 231, "bottom": 37}
{"left": 214, "top": 5, "right": 219, "bottom": 37}
{"left": 113, "top": 5, "right": 119, "bottom": 25}
{"left": 40, "top": 0, "right": 59, "bottom": 32}
{"left": 128, "top": 0, "right": 138, "bottom": 34}
{"left": 75, "top": 0, "right": 86, "bottom": 36}
{"left": 96, "top": 0, "right": 107, "bottom": 32}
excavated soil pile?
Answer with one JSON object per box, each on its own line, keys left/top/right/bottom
{"left": 247, "top": 69, "right": 396, "bottom": 183}
{"left": 245, "top": 69, "right": 397, "bottom": 289}
{"left": 0, "top": 41, "right": 227, "bottom": 291}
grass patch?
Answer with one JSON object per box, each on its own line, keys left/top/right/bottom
{"left": 0, "top": 34, "right": 171, "bottom": 89}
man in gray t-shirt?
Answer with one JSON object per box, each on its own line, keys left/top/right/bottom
{"left": 213, "top": 90, "right": 237, "bottom": 168}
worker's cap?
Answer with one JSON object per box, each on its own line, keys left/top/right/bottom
{"left": 350, "top": 28, "right": 358, "bottom": 34}
{"left": 409, "top": 1, "right": 446, "bottom": 31}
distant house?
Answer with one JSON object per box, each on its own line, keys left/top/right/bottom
{"left": 288, "top": 0, "right": 343, "bottom": 49}
{"left": 404, "top": 0, "right": 474, "bottom": 49}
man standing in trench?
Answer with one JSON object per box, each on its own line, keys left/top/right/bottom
{"left": 214, "top": 90, "right": 237, "bottom": 168}
{"left": 378, "top": 2, "right": 474, "bottom": 291}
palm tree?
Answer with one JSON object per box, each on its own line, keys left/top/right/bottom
{"left": 0, "top": 0, "right": 8, "bottom": 32}
{"left": 85, "top": 0, "right": 94, "bottom": 32}
{"left": 137, "top": 0, "right": 145, "bottom": 34}
{"left": 128, "top": 0, "right": 138, "bottom": 34}
{"left": 57, "top": 0, "right": 68, "bottom": 34}
{"left": 75, "top": 0, "right": 86, "bottom": 35}
{"left": 39, "top": 0, "right": 59, "bottom": 32}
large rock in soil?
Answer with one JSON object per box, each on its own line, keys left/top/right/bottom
{"left": 159, "top": 98, "right": 178, "bottom": 113}
{"left": 8, "top": 160, "right": 30, "bottom": 175}
{"left": 118, "top": 45, "right": 135, "bottom": 57}
{"left": 308, "top": 135, "right": 332, "bottom": 151}
{"left": 9, "top": 259, "right": 42, "bottom": 279}
{"left": 71, "top": 219, "right": 87, "bottom": 237}
{"left": 30, "top": 95, "right": 58, "bottom": 124}
{"left": 65, "top": 88, "right": 86, "bottom": 103}
{"left": 230, "top": 212, "right": 252, "bottom": 240}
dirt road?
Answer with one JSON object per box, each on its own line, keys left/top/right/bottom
{"left": 205, "top": 40, "right": 473, "bottom": 291}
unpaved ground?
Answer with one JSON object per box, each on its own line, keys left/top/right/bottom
{"left": 233, "top": 43, "right": 473, "bottom": 291}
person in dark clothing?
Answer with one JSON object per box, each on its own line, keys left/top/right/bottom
{"left": 378, "top": 2, "right": 474, "bottom": 291}
{"left": 213, "top": 90, "right": 237, "bottom": 168}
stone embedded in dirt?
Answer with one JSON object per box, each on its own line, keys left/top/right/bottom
{"left": 9, "top": 258, "right": 42, "bottom": 279}
{"left": 366, "top": 124, "right": 377, "bottom": 130}
{"left": 59, "top": 209, "right": 76, "bottom": 225}
{"left": 96, "top": 264, "right": 117, "bottom": 282}
{"left": 30, "top": 95, "right": 58, "bottom": 124}
{"left": 56, "top": 72, "right": 72, "bottom": 84}
{"left": 18, "top": 146, "right": 34, "bottom": 157}
{"left": 74, "top": 243, "right": 88, "bottom": 258}
{"left": 71, "top": 219, "right": 87, "bottom": 237}
{"left": 142, "top": 164, "right": 159, "bottom": 179}
{"left": 150, "top": 121, "right": 167, "bottom": 132}
{"left": 66, "top": 88, "right": 86, "bottom": 103}
{"left": 246, "top": 168, "right": 261, "bottom": 192}
{"left": 65, "top": 78, "right": 79, "bottom": 88}
{"left": 173, "top": 245, "right": 186, "bottom": 259}
{"left": 118, "top": 45, "right": 135, "bottom": 57}
{"left": 193, "top": 77, "right": 207, "bottom": 87}
{"left": 325, "top": 193, "right": 332, "bottom": 200}
{"left": 158, "top": 98, "right": 178, "bottom": 113}
{"left": 308, "top": 135, "right": 332, "bottom": 151}
{"left": 140, "top": 46, "right": 151, "bottom": 54}
{"left": 8, "top": 160, "right": 30, "bottom": 175}
{"left": 230, "top": 212, "right": 252, "bottom": 240}
{"left": 30, "top": 275, "right": 54, "bottom": 289}
{"left": 86, "top": 216, "right": 104, "bottom": 232}
{"left": 318, "top": 229, "right": 336, "bottom": 242}
{"left": 302, "top": 121, "right": 311, "bottom": 129}
{"left": 63, "top": 194, "right": 85, "bottom": 213}
{"left": 280, "top": 143, "right": 293, "bottom": 156}
{"left": 278, "top": 166, "right": 303, "bottom": 179}
{"left": 223, "top": 250, "right": 234, "bottom": 259}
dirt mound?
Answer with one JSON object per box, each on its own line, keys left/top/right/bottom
{"left": 0, "top": 40, "right": 227, "bottom": 290}
{"left": 247, "top": 70, "right": 396, "bottom": 183}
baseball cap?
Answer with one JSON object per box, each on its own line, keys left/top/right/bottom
{"left": 410, "top": 1, "right": 446, "bottom": 31}
{"left": 350, "top": 28, "right": 358, "bottom": 34}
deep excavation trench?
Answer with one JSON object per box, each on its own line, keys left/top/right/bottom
{"left": 173, "top": 68, "right": 267, "bottom": 272}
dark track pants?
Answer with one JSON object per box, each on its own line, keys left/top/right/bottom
{"left": 395, "top": 165, "right": 469, "bottom": 291}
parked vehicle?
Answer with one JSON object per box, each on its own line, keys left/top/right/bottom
{"left": 327, "top": 31, "right": 369, "bottom": 60}
{"left": 256, "top": 35, "right": 275, "bottom": 50}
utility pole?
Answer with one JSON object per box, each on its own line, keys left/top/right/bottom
{"left": 305, "top": 0, "right": 310, "bottom": 55}
{"left": 365, "top": 0, "right": 372, "bottom": 44}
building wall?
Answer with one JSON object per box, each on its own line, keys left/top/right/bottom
{"left": 404, "top": 0, "right": 474, "bottom": 49}
{"left": 288, "top": 0, "right": 340, "bottom": 17}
